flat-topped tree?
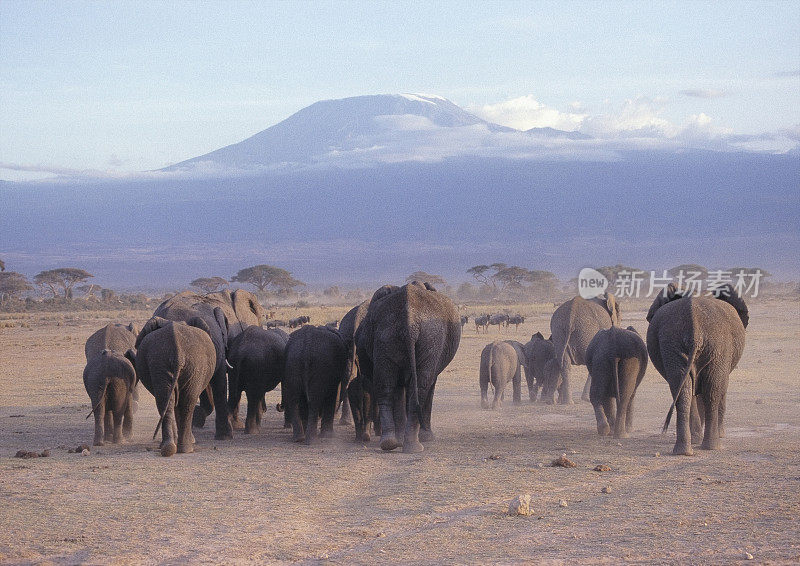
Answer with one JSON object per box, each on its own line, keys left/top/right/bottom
{"left": 0, "top": 272, "right": 32, "bottom": 306}
{"left": 34, "top": 268, "right": 93, "bottom": 299}
{"left": 191, "top": 277, "right": 229, "bottom": 294}
{"left": 231, "top": 265, "right": 304, "bottom": 295}
{"left": 405, "top": 271, "right": 446, "bottom": 288}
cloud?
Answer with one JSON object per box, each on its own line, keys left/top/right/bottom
{"left": 467, "top": 96, "right": 585, "bottom": 132}
{"left": 773, "top": 69, "right": 800, "bottom": 78}
{"left": 579, "top": 97, "right": 677, "bottom": 138}
{"left": 679, "top": 89, "right": 727, "bottom": 99}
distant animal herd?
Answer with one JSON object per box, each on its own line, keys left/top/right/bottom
{"left": 82, "top": 280, "right": 748, "bottom": 457}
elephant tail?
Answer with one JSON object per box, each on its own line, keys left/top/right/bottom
{"left": 612, "top": 357, "right": 621, "bottom": 412}
{"left": 662, "top": 343, "right": 698, "bottom": 434}
{"left": 86, "top": 376, "right": 111, "bottom": 419}
{"left": 152, "top": 373, "right": 179, "bottom": 440}
{"left": 407, "top": 326, "right": 421, "bottom": 419}
{"left": 488, "top": 343, "right": 495, "bottom": 392}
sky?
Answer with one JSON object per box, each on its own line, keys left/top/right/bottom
{"left": 1, "top": 1, "right": 798, "bottom": 180}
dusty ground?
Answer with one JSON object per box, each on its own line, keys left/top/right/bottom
{"left": 1, "top": 299, "right": 799, "bottom": 565}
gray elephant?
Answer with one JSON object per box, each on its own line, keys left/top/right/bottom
{"left": 83, "top": 350, "right": 137, "bottom": 445}
{"left": 586, "top": 326, "right": 648, "bottom": 438}
{"left": 543, "top": 293, "right": 620, "bottom": 404}
{"left": 479, "top": 340, "right": 526, "bottom": 409}
{"left": 152, "top": 289, "right": 264, "bottom": 439}
{"left": 647, "top": 283, "right": 748, "bottom": 455}
{"left": 85, "top": 323, "right": 138, "bottom": 361}
{"left": 339, "top": 299, "right": 372, "bottom": 438}
{"left": 522, "top": 332, "right": 555, "bottom": 402}
{"left": 355, "top": 282, "right": 461, "bottom": 453}
{"left": 227, "top": 326, "right": 288, "bottom": 434}
{"left": 133, "top": 317, "right": 218, "bottom": 456}
{"left": 283, "top": 325, "right": 348, "bottom": 444}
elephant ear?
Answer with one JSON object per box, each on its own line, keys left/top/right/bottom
{"left": 532, "top": 331, "right": 544, "bottom": 340}
{"left": 124, "top": 348, "right": 137, "bottom": 367}
{"left": 646, "top": 283, "right": 683, "bottom": 322}
{"left": 423, "top": 282, "right": 437, "bottom": 292}
{"left": 212, "top": 307, "right": 230, "bottom": 345}
{"left": 232, "top": 289, "right": 265, "bottom": 325}
{"left": 370, "top": 285, "right": 399, "bottom": 304}
{"left": 712, "top": 284, "right": 749, "bottom": 328}
{"left": 136, "top": 317, "right": 171, "bottom": 348}
{"left": 187, "top": 316, "right": 213, "bottom": 337}
{"left": 626, "top": 325, "right": 640, "bottom": 335}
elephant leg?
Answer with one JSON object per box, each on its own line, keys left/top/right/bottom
{"left": 111, "top": 409, "right": 124, "bottom": 444}
{"left": 614, "top": 396, "right": 629, "bottom": 439}
{"left": 228, "top": 384, "right": 244, "bottom": 430}
{"left": 376, "top": 360, "right": 403, "bottom": 450}
{"left": 690, "top": 396, "right": 703, "bottom": 443}
{"left": 402, "top": 402, "right": 424, "bottom": 454}
{"left": 593, "top": 401, "right": 611, "bottom": 436}
{"left": 673, "top": 381, "right": 694, "bottom": 456}
{"left": 581, "top": 374, "right": 592, "bottom": 402}
{"left": 319, "top": 389, "right": 337, "bottom": 439}
{"left": 480, "top": 385, "right": 490, "bottom": 409}
{"left": 288, "top": 395, "right": 305, "bottom": 443}
{"left": 210, "top": 365, "right": 233, "bottom": 440}
{"left": 244, "top": 393, "right": 261, "bottom": 434}
{"left": 305, "top": 396, "right": 320, "bottom": 445}
{"left": 492, "top": 383, "right": 504, "bottom": 410}
{"left": 718, "top": 390, "right": 726, "bottom": 438}
{"left": 419, "top": 380, "right": 435, "bottom": 442}
{"left": 192, "top": 385, "right": 214, "bottom": 428}
{"left": 160, "top": 396, "right": 178, "bottom": 457}
{"left": 625, "top": 395, "right": 635, "bottom": 433}
{"left": 93, "top": 399, "right": 106, "bottom": 446}
{"left": 602, "top": 396, "right": 616, "bottom": 431}
{"left": 338, "top": 385, "right": 353, "bottom": 425}
{"left": 558, "top": 362, "right": 575, "bottom": 405}
{"left": 176, "top": 394, "right": 195, "bottom": 454}
{"left": 122, "top": 394, "right": 134, "bottom": 440}
{"left": 348, "top": 384, "right": 367, "bottom": 442}
{"left": 701, "top": 372, "right": 728, "bottom": 450}
{"left": 103, "top": 409, "right": 114, "bottom": 443}
{"left": 512, "top": 368, "right": 522, "bottom": 404}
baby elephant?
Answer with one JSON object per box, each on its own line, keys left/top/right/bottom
{"left": 83, "top": 350, "right": 137, "bottom": 445}
{"left": 227, "top": 326, "right": 288, "bottom": 434}
{"left": 283, "top": 325, "right": 348, "bottom": 444}
{"left": 586, "top": 326, "right": 648, "bottom": 438}
{"left": 522, "top": 332, "right": 555, "bottom": 402}
{"left": 479, "top": 340, "right": 526, "bottom": 409}
{"left": 134, "top": 317, "right": 218, "bottom": 457}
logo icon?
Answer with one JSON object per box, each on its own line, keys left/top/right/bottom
{"left": 577, "top": 268, "right": 608, "bottom": 299}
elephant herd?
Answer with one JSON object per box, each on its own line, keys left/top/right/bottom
{"left": 477, "top": 283, "right": 749, "bottom": 456}
{"left": 81, "top": 281, "right": 748, "bottom": 458}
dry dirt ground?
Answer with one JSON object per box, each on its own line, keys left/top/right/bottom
{"left": 1, "top": 300, "right": 799, "bottom": 565}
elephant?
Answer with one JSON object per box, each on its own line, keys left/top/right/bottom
{"left": 585, "top": 325, "right": 648, "bottom": 438}
{"left": 151, "top": 289, "right": 264, "bottom": 439}
{"left": 226, "top": 326, "right": 288, "bottom": 434}
{"left": 355, "top": 281, "right": 461, "bottom": 453}
{"left": 85, "top": 323, "right": 138, "bottom": 361}
{"left": 542, "top": 293, "right": 620, "bottom": 405}
{"left": 646, "top": 283, "right": 748, "bottom": 455}
{"left": 83, "top": 350, "right": 136, "bottom": 445}
{"left": 522, "top": 332, "right": 555, "bottom": 402}
{"left": 133, "top": 317, "right": 218, "bottom": 456}
{"left": 339, "top": 299, "right": 372, "bottom": 433}
{"left": 283, "top": 325, "right": 348, "bottom": 444}
{"left": 479, "top": 340, "right": 526, "bottom": 409}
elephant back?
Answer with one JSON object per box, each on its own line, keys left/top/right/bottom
{"left": 85, "top": 323, "right": 138, "bottom": 361}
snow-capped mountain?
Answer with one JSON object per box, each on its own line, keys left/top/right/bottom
{"left": 167, "top": 94, "right": 580, "bottom": 171}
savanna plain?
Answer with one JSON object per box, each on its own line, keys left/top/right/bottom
{"left": 1, "top": 298, "right": 798, "bottom": 564}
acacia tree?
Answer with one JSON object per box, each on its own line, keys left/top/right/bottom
{"left": 191, "top": 276, "right": 228, "bottom": 293}
{"left": 230, "top": 265, "right": 304, "bottom": 295}
{"left": 34, "top": 268, "right": 93, "bottom": 299}
{"left": 405, "top": 271, "right": 447, "bottom": 287}
{"left": 0, "top": 272, "right": 32, "bottom": 306}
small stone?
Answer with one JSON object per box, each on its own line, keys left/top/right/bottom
{"left": 551, "top": 454, "right": 577, "bottom": 468}
{"left": 745, "top": 552, "right": 754, "bottom": 560}
{"left": 508, "top": 494, "right": 533, "bottom": 516}
{"left": 39, "top": 450, "right": 50, "bottom": 457}
{"left": 616, "top": 442, "right": 623, "bottom": 447}
{"left": 654, "top": 452, "right": 660, "bottom": 457}
{"left": 537, "top": 462, "right": 544, "bottom": 468}
{"left": 14, "top": 450, "right": 39, "bottom": 459}
{"left": 558, "top": 499, "right": 568, "bottom": 507}
{"left": 601, "top": 486, "right": 612, "bottom": 493}
{"left": 754, "top": 399, "right": 764, "bottom": 405}
{"left": 593, "top": 464, "right": 612, "bottom": 472}
{"left": 376, "top": 532, "right": 385, "bottom": 538}
{"left": 80, "top": 449, "right": 90, "bottom": 456}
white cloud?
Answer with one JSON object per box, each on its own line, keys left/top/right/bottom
{"left": 579, "top": 97, "right": 677, "bottom": 138}
{"left": 679, "top": 89, "right": 727, "bottom": 99}
{"left": 467, "top": 95, "right": 585, "bottom": 132}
